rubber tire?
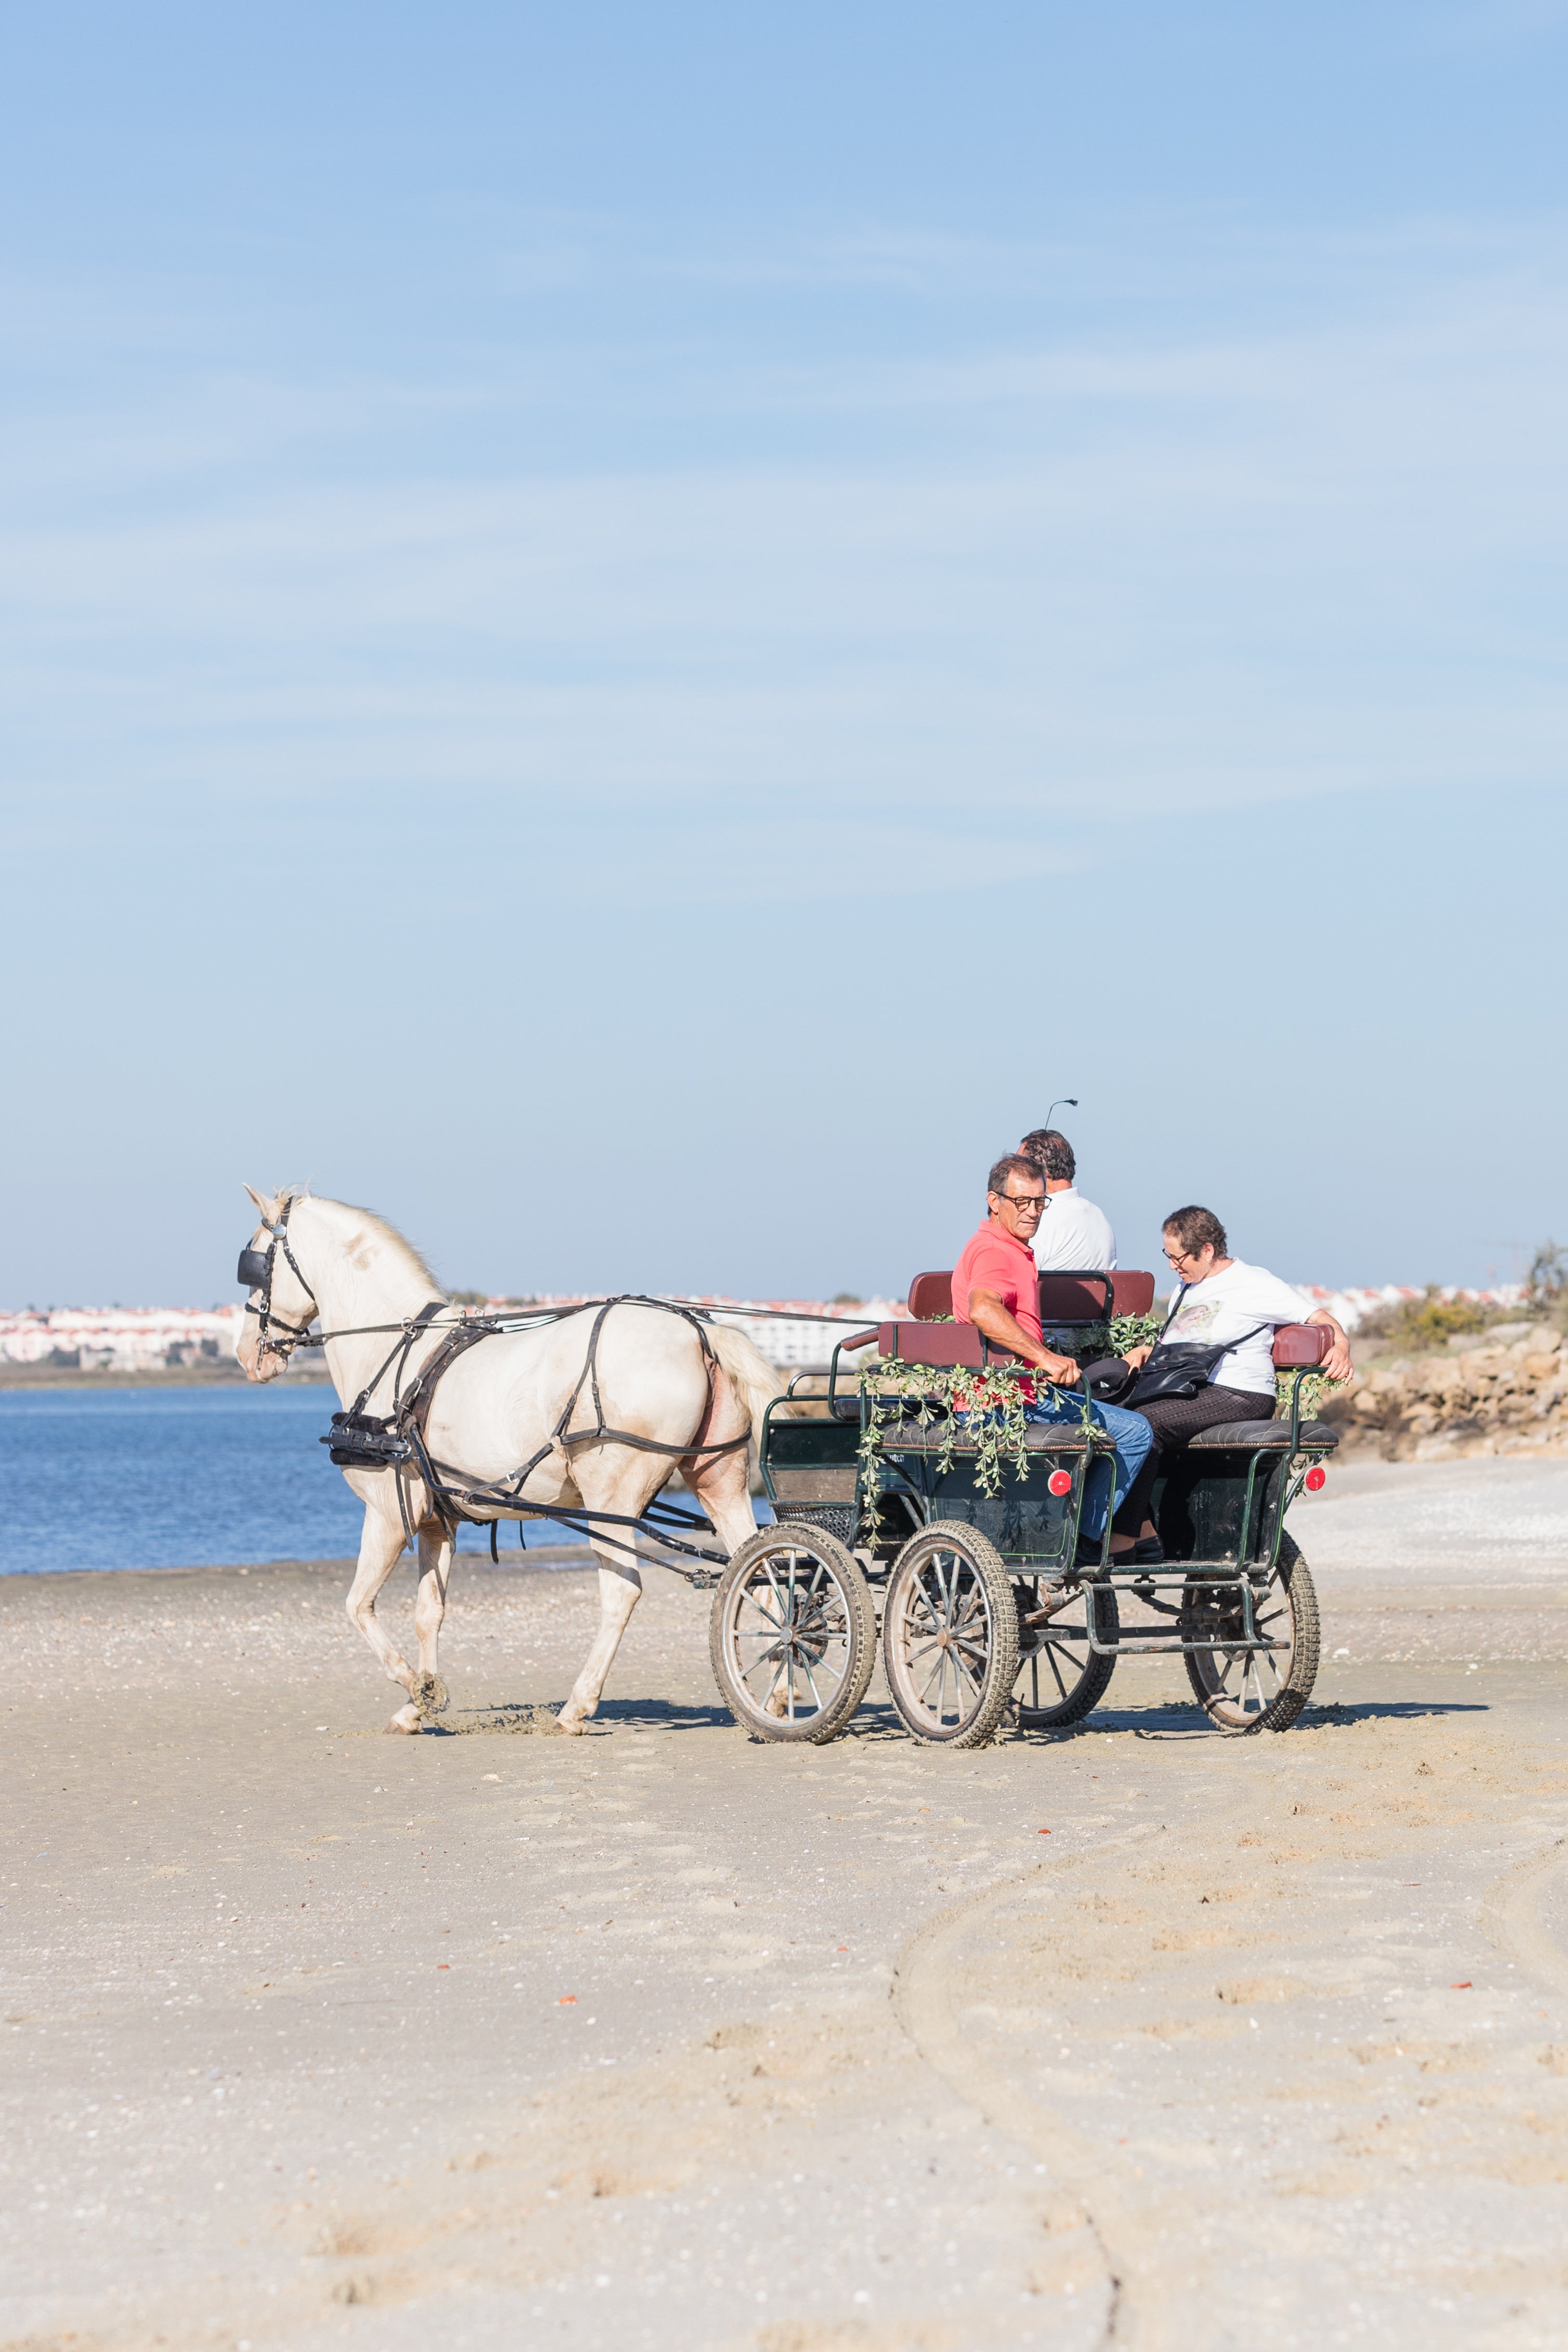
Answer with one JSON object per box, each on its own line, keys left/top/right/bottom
{"left": 709, "top": 1525, "right": 878, "bottom": 1745}
{"left": 1014, "top": 1583, "right": 1119, "bottom": 1730}
{"left": 1181, "top": 1532, "right": 1321, "bottom": 1734}
{"left": 882, "top": 1519, "right": 1021, "bottom": 1750}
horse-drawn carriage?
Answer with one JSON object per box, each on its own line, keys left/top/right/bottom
{"left": 708, "top": 1269, "right": 1339, "bottom": 1749}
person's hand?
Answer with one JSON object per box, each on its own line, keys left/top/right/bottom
{"left": 1321, "top": 1336, "right": 1353, "bottom": 1383}
{"left": 1123, "top": 1344, "right": 1152, "bottom": 1371}
{"left": 1036, "top": 1351, "right": 1082, "bottom": 1385}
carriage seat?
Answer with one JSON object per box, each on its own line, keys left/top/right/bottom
{"left": 1188, "top": 1419, "right": 1339, "bottom": 1451}
{"left": 876, "top": 1321, "right": 985, "bottom": 1368}
{"left": 906, "top": 1269, "right": 1158, "bottom": 1322}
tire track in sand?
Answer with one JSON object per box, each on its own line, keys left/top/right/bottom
{"left": 891, "top": 1722, "right": 1568, "bottom": 2351}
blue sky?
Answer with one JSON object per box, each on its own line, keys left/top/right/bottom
{"left": 4, "top": 2, "right": 1566, "bottom": 1305}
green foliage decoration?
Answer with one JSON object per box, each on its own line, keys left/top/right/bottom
{"left": 854, "top": 1356, "right": 1102, "bottom": 1541}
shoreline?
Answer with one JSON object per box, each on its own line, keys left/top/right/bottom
{"left": 0, "top": 1543, "right": 600, "bottom": 1581}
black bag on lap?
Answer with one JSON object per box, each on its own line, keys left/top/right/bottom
{"left": 1120, "top": 1285, "right": 1273, "bottom": 1409}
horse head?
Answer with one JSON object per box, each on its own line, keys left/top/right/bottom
{"left": 235, "top": 1183, "right": 318, "bottom": 1381}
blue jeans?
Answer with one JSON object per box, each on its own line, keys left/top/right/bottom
{"left": 964, "top": 1390, "right": 1154, "bottom": 1543}
{"left": 1025, "top": 1392, "right": 1152, "bottom": 1541}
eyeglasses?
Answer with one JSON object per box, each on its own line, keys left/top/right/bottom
{"left": 1164, "top": 1247, "right": 1198, "bottom": 1266}
{"left": 1000, "top": 1193, "right": 1046, "bottom": 1212}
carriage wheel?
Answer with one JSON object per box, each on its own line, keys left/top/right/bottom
{"left": 1180, "top": 1533, "right": 1321, "bottom": 1733}
{"left": 1013, "top": 1581, "right": 1119, "bottom": 1731}
{"left": 882, "top": 1520, "right": 1020, "bottom": 1750}
{"left": 709, "top": 1527, "right": 877, "bottom": 1744}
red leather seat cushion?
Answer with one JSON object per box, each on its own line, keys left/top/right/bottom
{"left": 876, "top": 1321, "right": 986, "bottom": 1368}
{"left": 906, "top": 1271, "right": 954, "bottom": 1319}
{"left": 1272, "top": 1323, "right": 1332, "bottom": 1368}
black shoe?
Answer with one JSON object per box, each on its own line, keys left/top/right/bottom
{"left": 1130, "top": 1535, "right": 1165, "bottom": 1566}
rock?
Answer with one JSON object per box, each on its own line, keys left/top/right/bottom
{"left": 1449, "top": 1322, "right": 1537, "bottom": 1353}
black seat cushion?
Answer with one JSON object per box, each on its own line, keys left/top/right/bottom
{"left": 1187, "top": 1418, "right": 1338, "bottom": 1450}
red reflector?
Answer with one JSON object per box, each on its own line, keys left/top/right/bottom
{"left": 1305, "top": 1467, "right": 1326, "bottom": 1491}
{"left": 1048, "top": 1469, "right": 1072, "bottom": 1496}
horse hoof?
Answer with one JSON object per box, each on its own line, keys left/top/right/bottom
{"left": 385, "top": 1705, "right": 423, "bottom": 1735}
{"left": 552, "top": 1712, "right": 586, "bottom": 1737}
{"left": 415, "top": 1674, "right": 450, "bottom": 1717}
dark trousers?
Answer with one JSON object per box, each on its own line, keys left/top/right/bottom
{"left": 1111, "top": 1384, "right": 1277, "bottom": 1536}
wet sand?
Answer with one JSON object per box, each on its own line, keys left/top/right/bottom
{"left": 5, "top": 1461, "right": 1568, "bottom": 2351}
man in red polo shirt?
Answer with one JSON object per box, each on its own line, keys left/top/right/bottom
{"left": 953, "top": 1154, "right": 1153, "bottom": 1555}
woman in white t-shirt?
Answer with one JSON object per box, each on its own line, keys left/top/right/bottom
{"left": 1109, "top": 1205, "right": 1352, "bottom": 1562}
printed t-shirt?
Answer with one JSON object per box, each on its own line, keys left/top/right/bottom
{"left": 1031, "top": 1187, "right": 1117, "bottom": 1272}
{"left": 951, "top": 1220, "right": 1044, "bottom": 1401}
{"left": 1160, "top": 1259, "right": 1312, "bottom": 1397}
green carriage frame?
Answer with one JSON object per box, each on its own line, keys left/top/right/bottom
{"left": 716, "top": 1269, "right": 1338, "bottom": 1743}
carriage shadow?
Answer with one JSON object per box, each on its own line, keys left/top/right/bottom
{"left": 428, "top": 1692, "right": 1489, "bottom": 1742}
{"left": 1024, "top": 1694, "right": 1490, "bottom": 1742}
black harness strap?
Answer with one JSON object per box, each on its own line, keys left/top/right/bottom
{"left": 350, "top": 1299, "right": 447, "bottom": 1417}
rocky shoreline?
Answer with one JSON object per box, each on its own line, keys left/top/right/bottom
{"left": 1329, "top": 1319, "right": 1568, "bottom": 1460}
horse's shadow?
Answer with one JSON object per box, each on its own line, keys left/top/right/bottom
{"left": 431, "top": 1696, "right": 734, "bottom": 1736}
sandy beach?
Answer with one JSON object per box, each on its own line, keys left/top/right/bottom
{"left": 5, "top": 1457, "right": 1568, "bottom": 2351}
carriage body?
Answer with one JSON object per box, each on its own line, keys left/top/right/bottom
{"left": 713, "top": 1268, "right": 1338, "bottom": 1746}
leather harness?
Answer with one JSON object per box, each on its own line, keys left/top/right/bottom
{"left": 239, "top": 1204, "right": 748, "bottom": 1574}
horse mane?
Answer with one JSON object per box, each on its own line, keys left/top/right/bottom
{"left": 288, "top": 1189, "right": 443, "bottom": 1296}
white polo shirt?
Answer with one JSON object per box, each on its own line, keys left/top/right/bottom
{"left": 1031, "top": 1187, "right": 1117, "bottom": 1272}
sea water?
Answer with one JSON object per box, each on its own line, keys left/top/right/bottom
{"left": 0, "top": 1384, "right": 766, "bottom": 1574}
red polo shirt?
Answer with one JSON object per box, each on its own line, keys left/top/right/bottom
{"left": 951, "top": 1220, "right": 1043, "bottom": 1399}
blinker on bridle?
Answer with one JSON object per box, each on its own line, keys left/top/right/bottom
{"left": 237, "top": 1198, "right": 319, "bottom": 1354}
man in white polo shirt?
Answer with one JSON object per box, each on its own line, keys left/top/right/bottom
{"left": 1018, "top": 1127, "right": 1117, "bottom": 1271}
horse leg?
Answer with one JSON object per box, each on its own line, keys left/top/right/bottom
{"left": 676, "top": 1387, "right": 758, "bottom": 1563}
{"left": 412, "top": 1522, "right": 455, "bottom": 1719}
{"left": 552, "top": 1446, "right": 671, "bottom": 1733}
{"left": 679, "top": 1365, "right": 780, "bottom": 1698}
{"left": 343, "top": 1506, "right": 424, "bottom": 1734}
{"left": 555, "top": 1556, "right": 643, "bottom": 1734}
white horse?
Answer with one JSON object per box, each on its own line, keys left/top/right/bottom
{"left": 235, "top": 1187, "right": 782, "bottom": 1734}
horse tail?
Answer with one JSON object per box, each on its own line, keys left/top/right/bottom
{"left": 705, "top": 1323, "right": 792, "bottom": 1452}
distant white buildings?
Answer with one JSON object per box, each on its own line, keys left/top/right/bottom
{"left": 1292, "top": 1282, "right": 1525, "bottom": 1332}
{"left": 0, "top": 1305, "right": 246, "bottom": 1371}
{"left": 489, "top": 1296, "right": 906, "bottom": 1370}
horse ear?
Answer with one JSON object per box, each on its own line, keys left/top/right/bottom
{"left": 243, "top": 1182, "right": 274, "bottom": 1218}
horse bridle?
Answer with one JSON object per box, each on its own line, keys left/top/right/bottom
{"left": 237, "top": 1199, "right": 320, "bottom": 1358}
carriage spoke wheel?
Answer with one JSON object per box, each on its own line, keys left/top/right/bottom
{"left": 882, "top": 1520, "right": 1020, "bottom": 1749}
{"left": 1180, "top": 1532, "right": 1321, "bottom": 1733}
{"left": 709, "top": 1527, "right": 877, "bottom": 1745}
{"left": 1013, "top": 1580, "right": 1119, "bottom": 1730}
